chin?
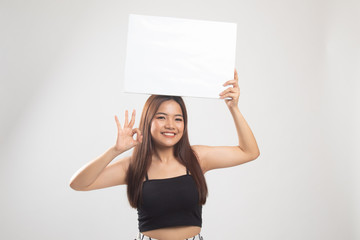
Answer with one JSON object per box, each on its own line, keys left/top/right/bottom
{"left": 154, "top": 138, "right": 182, "bottom": 148}
{"left": 158, "top": 141, "right": 179, "bottom": 148}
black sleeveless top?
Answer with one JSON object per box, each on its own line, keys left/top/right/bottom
{"left": 137, "top": 169, "right": 202, "bottom": 232}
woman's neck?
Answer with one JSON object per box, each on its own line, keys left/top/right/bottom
{"left": 153, "top": 146, "right": 176, "bottom": 164}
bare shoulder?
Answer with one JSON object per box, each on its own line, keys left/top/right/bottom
{"left": 115, "top": 155, "right": 132, "bottom": 173}
{"left": 191, "top": 145, "right": 209, "bottom": 172}
{"left": 110, "top": 155, "right": 134, "bottom": 181}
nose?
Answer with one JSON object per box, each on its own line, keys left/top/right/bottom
{"left": 164, "top": 119, "right": 175, "bottom": 129}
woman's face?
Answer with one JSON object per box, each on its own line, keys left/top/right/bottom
{"left": 150, "top": 100, "right": 184, "bottom": 148}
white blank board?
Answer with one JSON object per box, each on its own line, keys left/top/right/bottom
{"left": 124, "top": 14, "right": 237, "bottom": 98}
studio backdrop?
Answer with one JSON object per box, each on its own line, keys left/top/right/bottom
{"left": 0, "top": 0, "right": 359, "bottom": 240}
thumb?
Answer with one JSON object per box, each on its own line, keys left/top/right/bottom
{"left": 132, "top": 128, "right": 142, "bottom": 142}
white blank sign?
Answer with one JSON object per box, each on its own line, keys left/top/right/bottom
{"left": 124, "top": 14, "right": 237, "bottom": 98}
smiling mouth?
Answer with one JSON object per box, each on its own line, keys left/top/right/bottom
{"left": 161, "top": 132, "right": 176, "bottom": 136}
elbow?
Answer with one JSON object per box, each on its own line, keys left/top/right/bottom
{"left": 249, "top": 150, "right": 260, "bottom": 161}
{"left": 250, "top": 144, "right": 260, "bottom": 159}
{"left": 69, "top": 180, "right": 87, "bottom": 191}
{"left": 69, "top": 177, "right": 79, "bottom": 191}
{"left": 241, "top": 146, "right": 260, "bottom": 161}
{"left": 253, "top": 148, "right": 260, "bottom": 159}
{"left": 69, "top": 181, "right": 80, "bottom": 191}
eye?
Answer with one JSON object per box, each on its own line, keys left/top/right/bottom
{"left": 156, "top": 116, "right": 165, "bottom": 120}
{"left": 175, "top": 118, "right": 183, "bottom": 122}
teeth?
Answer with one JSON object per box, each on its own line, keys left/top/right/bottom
{"left": 163, "top": 133, "right": 175, "bottom": 136}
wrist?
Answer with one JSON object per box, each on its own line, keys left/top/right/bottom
{"left": 110, "top": 145, "right": 124, "bottom": 157}
{"left": 228, "top": 104, "right": 240, "bottom": 112}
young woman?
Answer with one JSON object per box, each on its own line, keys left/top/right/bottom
{"left": 69, "top": 69, "right": 260, "bottom": 240}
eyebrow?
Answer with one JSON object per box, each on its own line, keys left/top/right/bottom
{"left": 155, "top": 112, "right": 183, "bottom": 117}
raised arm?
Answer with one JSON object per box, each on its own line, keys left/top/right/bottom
{"left": 69, "top": 110, "right": 142, "bottom": 191}
{"left": 193, "top": 69, "right": 260, "bottom": 173}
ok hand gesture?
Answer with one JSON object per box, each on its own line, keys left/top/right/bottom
{"left": 114, "top": 110, "right": 143, "bottom": 153}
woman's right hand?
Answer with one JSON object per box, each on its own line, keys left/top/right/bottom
{"left": 114, "top": 110, "right": 143, "bottom": 153}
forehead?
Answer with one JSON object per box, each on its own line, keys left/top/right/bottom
{"left": 156, "top": 100, "right": 183, "bottom": 115}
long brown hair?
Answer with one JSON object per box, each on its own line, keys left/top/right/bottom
{"left": 126, "top": 95, "right": 208, "bottom": 208}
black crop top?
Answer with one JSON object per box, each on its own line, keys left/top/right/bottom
{"left": 137, "top": 169, "right": 202, "bottom": 232}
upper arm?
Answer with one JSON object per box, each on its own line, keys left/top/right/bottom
{"left": 78, "top": 156, "right": 131, "bottom": 191}
{"left": 192, "top": 145, "right": 259, "bottom": 173}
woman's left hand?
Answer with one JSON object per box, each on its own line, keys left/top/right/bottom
{"left": 219, "top": 68, "right": 240, "bottom": 108}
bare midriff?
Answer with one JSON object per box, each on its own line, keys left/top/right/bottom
{"left": 142, "top": 226, "right": 201, "bottom": 240}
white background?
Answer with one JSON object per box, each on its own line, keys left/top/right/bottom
{"left": 0, "top": 0, "right": 359, "bottom": 239}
